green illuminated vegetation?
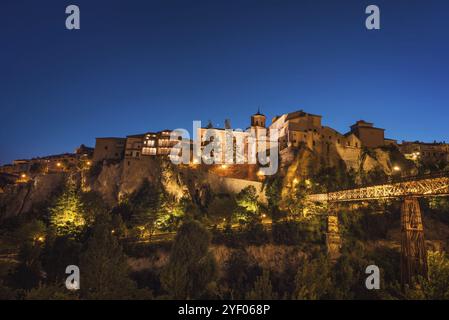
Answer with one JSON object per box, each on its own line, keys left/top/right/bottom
{"left": 1, "top": 157, "right": 449, "bottom": 300}
{"left": 49, "top": 181, "right": 86, "bottom": 236}
{"left": 161, "top": 220, "right": 217, "bottom": 299}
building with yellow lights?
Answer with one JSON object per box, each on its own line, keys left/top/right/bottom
{"left": 399, "top": 141, "right": 449, "bottom": 164}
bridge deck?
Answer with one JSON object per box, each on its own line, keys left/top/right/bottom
{"left": 307, "top": 174, "right": 449, "bottom": 203}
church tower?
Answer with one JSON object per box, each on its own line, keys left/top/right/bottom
{"left": 251, "top": 108, "right": 266, "bottom": 128}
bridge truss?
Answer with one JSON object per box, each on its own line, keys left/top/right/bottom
{"left": 307, "top": 175, "right": 449, "bottom": 203}
{"left": 307, "top": 172, "right": 449, "bottom": 288}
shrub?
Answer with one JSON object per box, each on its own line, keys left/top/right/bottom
{"left": 241, "top": 222, "right": 269, "bottom": 246}
{"left": 272, "top": 220, "right": 302, "bottom": 245}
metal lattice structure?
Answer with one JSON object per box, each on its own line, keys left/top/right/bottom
{"left": 401, "top": 197, "right": 428, "bottom": 287}
{"left": 306, "top": 172, "right": 449, "bottom": 288}
{"left": 307, "top": 174, "right": 449, "bottom": 203}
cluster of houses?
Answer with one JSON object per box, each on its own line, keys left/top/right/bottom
{"left": 90, "top": 109, "right": 449, "bottom": 168}
{"left": 0, "top": 145, "right": 93, "bottom": 183}
{"left": 1, "top": 109, "right": 448, "bottom": 184}
{"left": 91, "top": 110, "right": 399, "bottom": 167}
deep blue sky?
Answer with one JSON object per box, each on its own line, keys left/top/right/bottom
{"left": 1, "top": 0, "right": 448, "bottom": 164}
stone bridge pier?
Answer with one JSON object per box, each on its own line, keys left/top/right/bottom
{"left": 326, "top": 211, "right": 342, "bottom": 260}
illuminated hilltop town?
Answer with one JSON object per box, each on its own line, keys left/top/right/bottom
{"left": 1, "top": 109, "right": 448, "bottom": 184}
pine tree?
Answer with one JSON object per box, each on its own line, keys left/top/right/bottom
{"left": 161, "top": 220, "right": 217, "bottom": 299}
{"left": 79, "top": 215, "right": 138, "bottom": 299}
{"left": 129, "top": 180, "right": 163, "bottom": 239}
{"left": 49, "top": 181, "right": 86, "bottom": 236}
{"left": 292, "top": 254, "right": 332, "bottom": 300}
{"left": 235, "top": 186, "right": 259, "bottom": 224}
{"left": 245, "top": 269, "right": 276, "bottom": 300}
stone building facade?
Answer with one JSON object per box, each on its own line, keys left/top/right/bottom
{"left": 349, "top": 120, "right": 385, "bottom": 148}
{"left": 92, "top": 137, "right": 126, "bottom": 163}
{"left": 399, "top": 141, "right": 449, "bottom": 164}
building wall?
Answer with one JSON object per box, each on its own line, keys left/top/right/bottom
{"left": 93, "top": 138, "right": 126, "bottom": 163}
{"left": 125, "top": 136, "right": 144, "bottom": 158}
{"left": 399, "top": 142, "right": 449, "bottom": 163}
{"left": 197, "top": 127, "right": 249, "bottom": 164}
{"left": 352, "top": 127, "right": 385, "bottom": 148}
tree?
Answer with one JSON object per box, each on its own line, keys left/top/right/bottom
{"left": 41, "top": 235, "right": 82, "bottom": 282}
{"left": 79, "top": 215, "right": 138, "bottom": 299}
{"left": 417, "top": 251, "right": 449, "bottom": 299}
{"left": 234, "top": 186, "right": 259, "bottom": 224}
{"left": 272, "top": 220, "right": 302, "bottom": 245}
{"left": 9, "top": 242, "right": 43, "bottom": 290}
{"left": 128, "top": 180, "right": 163, "bottom": 239}
{"left": 245, "top": 269, "right": 276, "bottom": 300}
{"left": 80, "top": 191, "right": 108, "bottom": 226}
{"left": 13, "top": 220, "right": 46, "bottom": 244}
{"left": 161, "top": 220, "right": 217, "bottom": 299}
{"left": 223, "top": 250, "right": 258, "bottom": 299}
{"left": 25, "top": 283, "right": 78, "bottom": 300}
{"left": 207, "top": 195, "right": 237, "bottom": 225}
{"left": 49, "top": 181, "right": 86, "bottom": 236}
{"left": 157, "top": 194, "right": 187, "bottom": 232}
{"left": 265, "top": 176, "right": 282, "bottom": 211}
{"left": 284, "top": 180, "right": 308, "bottom": 217}
{"left": 292, "top": 254, "right": 332, "bottom": 300}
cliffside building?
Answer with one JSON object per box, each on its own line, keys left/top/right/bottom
{"left": 349, "top": 120, "right": 385, "bottom": 148}
{"left": 92, "top": 137, "right": 126, "bottom": 163}
{"left": 399, "top": 141, "right": 449, "bottom": 163}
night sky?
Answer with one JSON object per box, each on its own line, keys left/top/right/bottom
{"left": 1, "top": 0, "right": 448, "bottom": 164}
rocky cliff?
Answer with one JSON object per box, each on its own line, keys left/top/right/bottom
{"left": 0, "top": 144, "right": 414, "bottom": 219}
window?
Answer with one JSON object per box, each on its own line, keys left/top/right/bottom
{"left": 142, "top": 147, "right": 157, "bottom": 155}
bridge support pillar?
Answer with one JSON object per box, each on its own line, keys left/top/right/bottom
{"left": 326, "top": 213, "right": 341, "bottom": 260}
{"left": 401, "top": 196, "right": 428, "bottom": 288}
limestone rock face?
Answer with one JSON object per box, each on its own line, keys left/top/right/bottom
{"left": 119, "top": 158, "right": 160, "bottom": 199}
{"left": 361, "top": 153, "right": 380, "bottom": 173}
{"left": 118, "top": 158, "right": 191, "bottom": 202}
{"left": 280, "top": 144, "right": 415, "bottom": 205}
{"left": 160, "top": 161, "right": 190, "bottom": 201}
{"left": 90, "top": 162, "right": 123, "bottom": 206}
{"left": 0, "top": 173, "right": 64, "bottom": 219}
{"left": 0, "top": 144, "right": 414, "bottom": 220}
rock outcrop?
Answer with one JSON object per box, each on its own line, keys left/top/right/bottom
{"left": 0, "top": 144, "right": 414, "bottom": 220}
